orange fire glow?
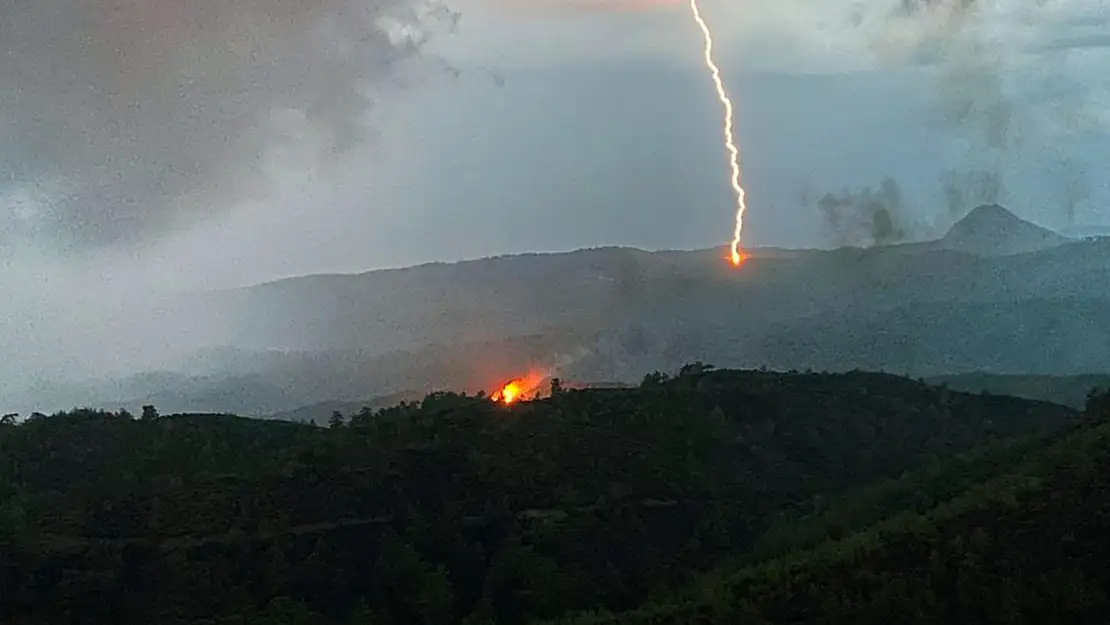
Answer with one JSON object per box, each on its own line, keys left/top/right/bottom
{"left": 497, "top": 380, "right": 525, "bottom": 404}
{"left": 492, "top": 371, "right": 549, "bottom": 405}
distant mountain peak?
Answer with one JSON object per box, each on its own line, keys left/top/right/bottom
{"left": 941, "top": 204, "right": 1069, "bottom": 256}
{"left": 950, "top": 204, "right": 1024, "bottom": 231}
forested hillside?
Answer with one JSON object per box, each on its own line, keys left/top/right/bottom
{"left": 0, "top": 370, "right": 1099, "bottom": 624}
{"left": 557, "top": 391, "right": 1110, "bottom": 625}
{"left": 929, "top": 372, "right": 1110, "bottom": 409}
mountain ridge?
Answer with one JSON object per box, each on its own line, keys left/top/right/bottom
{"left": 14, "top": 205, "right": 1103, "bottom": 417}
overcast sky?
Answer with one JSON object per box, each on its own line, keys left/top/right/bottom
{"left": 2, "top": 0, "right": 1110, "bottom": 389}
{"left": 3, "top": 0, "right": 1110, "bottom": 290}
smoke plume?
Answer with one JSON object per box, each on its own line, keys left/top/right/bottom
{"left": 0, "top": 0, "right": 458, "bottom": 251}
{"left": 814, "top": 177, "right": 915, "bottom": 247}
{"left": 860, "top": 0, "right": 1102, "bottom": 226}
{"left": 939, "top": 169, "right": 1009, "bottom": 225}
{"left": 1057, "top": 157, "right": 1090, "bottom": 225}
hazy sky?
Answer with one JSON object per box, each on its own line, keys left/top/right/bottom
{"left": 3, "top": 0, "right": 1110, "bottom": 288}
{"left": 146, "top": 0, "right": 1110, "bottom": 289}
{"left": 3, "top": 0, "right": 1110, "bottom": 388}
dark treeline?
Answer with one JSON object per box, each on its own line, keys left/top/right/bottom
{"left": 557, "top": 389, "right": 1110, "bottom": 625}
{"left": 0, "top": 368, "right": 1103, "bottom": 624}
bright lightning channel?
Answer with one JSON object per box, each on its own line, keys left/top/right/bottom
{"left": 688, "top": 0, "right": 747, "bottom": 266}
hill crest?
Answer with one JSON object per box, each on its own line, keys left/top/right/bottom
{"left": 940, "top": 203, "right": 1070, "bottom": 256}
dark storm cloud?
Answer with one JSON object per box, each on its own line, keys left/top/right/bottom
{"left": 0, "top": 0, "right": 458, "bottom": 250}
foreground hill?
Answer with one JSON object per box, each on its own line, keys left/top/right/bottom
{"left": 555, "top": 392, "right": 1110, "bottom": 625}
{"left": 0, "top": 369, "right": 1079, "bottom": 624}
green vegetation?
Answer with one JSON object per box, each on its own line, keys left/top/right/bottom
{"left": 555, "top": 391, "right": 1110, "bottom": 625}
{"left": 1, "top": 368, "right": 1106, "bottom": 624}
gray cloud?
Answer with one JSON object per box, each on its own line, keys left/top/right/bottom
{"left": 890, "top": 0, "right": 977, "bottom": 24}
{"left": 860, "top": 0, "right": 1105, "bottom": 230}
{"left": 845, "top": 0, "right": 1100, "bottom": 144}
{"left": 869, "top": 1, "right": 1020, "bottom": 151}
{"left": 1044, "top": 33, "right": 1110, "bottom": 52}
{"left": 0, "top": 0, "right": 458, "bottom": 251}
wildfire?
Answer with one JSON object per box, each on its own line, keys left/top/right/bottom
{"left": 688, "top": 0, "right": 748, "bottom": 267}
{"left": 496, "top": 380, "right": 525, "bottom": 404}
{"left": 492, "top": 371, "right": 549, "bottom": 405}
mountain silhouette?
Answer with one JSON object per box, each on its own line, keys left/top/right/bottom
{"left": 940, "top": 204, "right": 1070, "bottom": 256}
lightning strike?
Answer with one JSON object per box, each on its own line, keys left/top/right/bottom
{"left": 688, "top": 0, "right": 747, "bottom": 266}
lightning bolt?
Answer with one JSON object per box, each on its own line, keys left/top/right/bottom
{"left": 688, "top": 0, "right": 747, "bottom": 266}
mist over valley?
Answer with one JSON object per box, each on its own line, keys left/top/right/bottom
{"left": 11, "top": 203, "right": 1109, "bottom": 421}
